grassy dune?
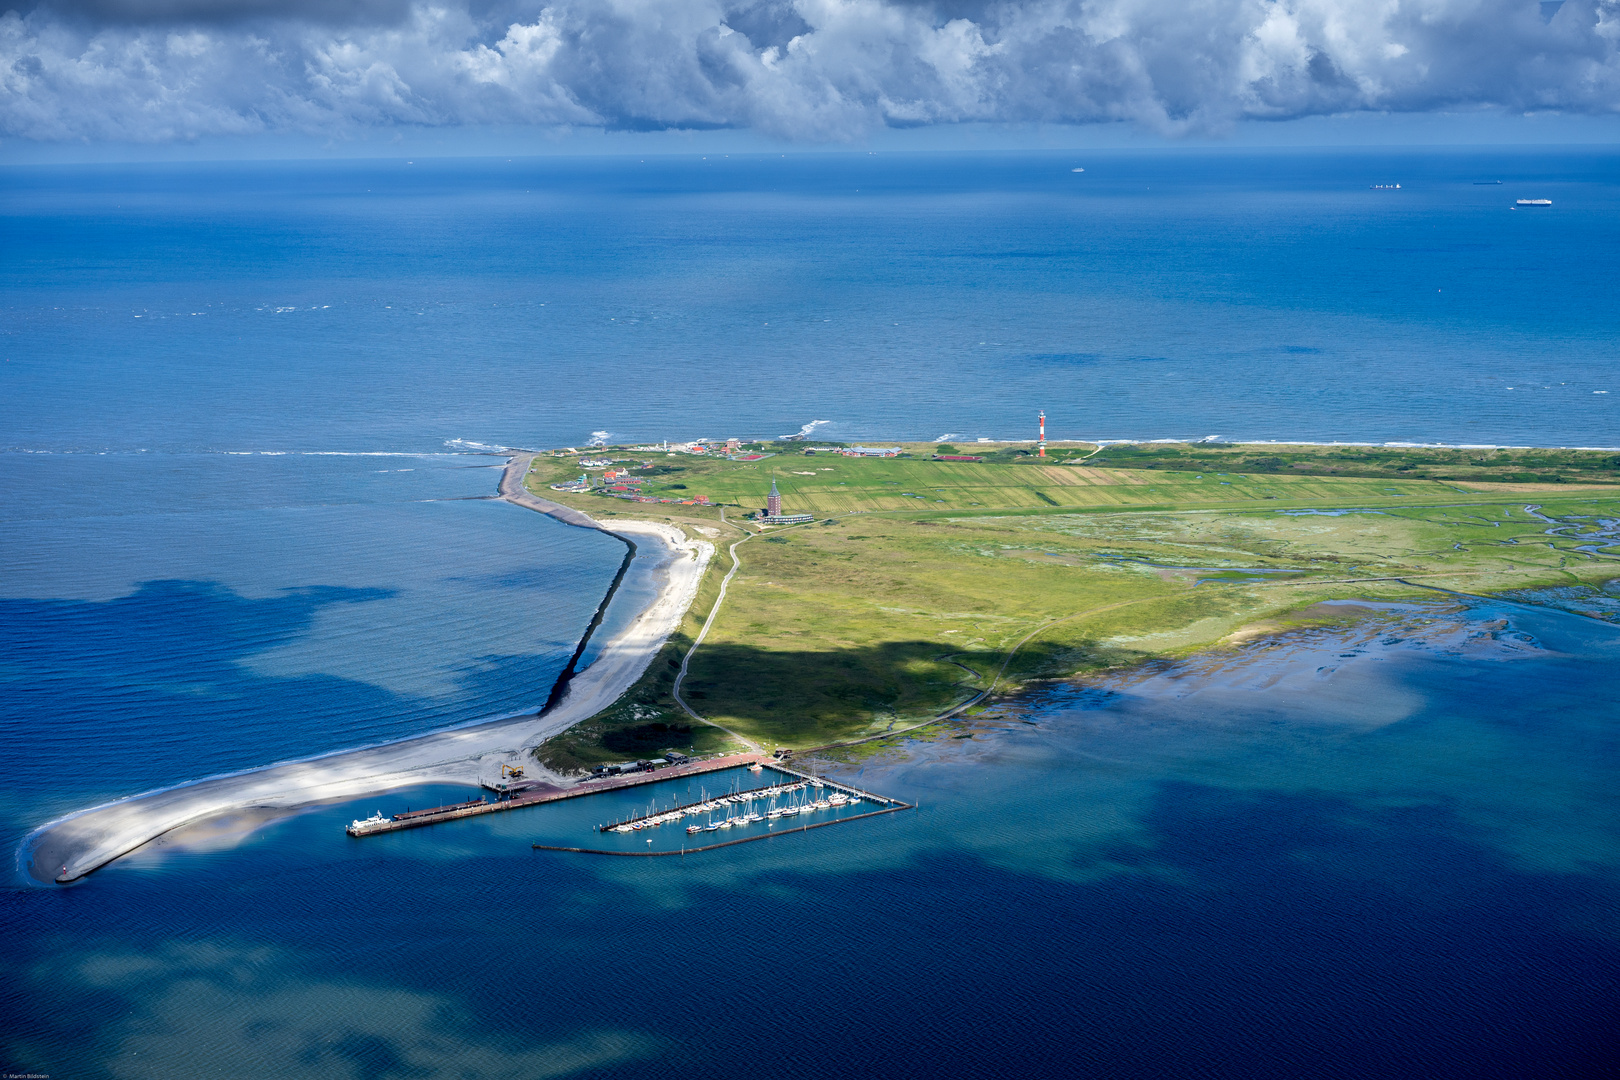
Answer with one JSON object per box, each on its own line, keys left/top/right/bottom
{"left": 525, "top": 447, "right": 1620, "bottom": 770}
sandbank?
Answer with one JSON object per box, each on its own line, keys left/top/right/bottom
{"left": 25, "top": 453, "right": 712, "bottom": 883}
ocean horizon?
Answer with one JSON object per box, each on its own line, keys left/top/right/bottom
{"left": 3, "top": 148, "right": 1617, "bottom": 1078}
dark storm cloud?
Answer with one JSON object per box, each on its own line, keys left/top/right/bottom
{"left": 2, "top": 0, "right": 1617, "bottom": 142}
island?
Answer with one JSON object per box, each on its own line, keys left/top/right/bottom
{"left": 25, "top": 436, "right": 1620, "bottom": 881}
{"left": 524, "top": 437, "right": 1620, "bottom": 769}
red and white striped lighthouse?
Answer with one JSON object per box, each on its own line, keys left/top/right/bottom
{"left": 1038, "top": 410, "right": 1047, "bottom": 458}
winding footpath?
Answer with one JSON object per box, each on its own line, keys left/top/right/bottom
{"left": 671, "top": 509, "right": 761, "bottom": 752}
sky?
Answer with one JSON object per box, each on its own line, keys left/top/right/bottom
{"left": 1, "top": 0, "right": 1618, "bottom": 158}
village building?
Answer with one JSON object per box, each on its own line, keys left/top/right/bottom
{"left": 757, "top": 474, "right": 814, "bottom": 524}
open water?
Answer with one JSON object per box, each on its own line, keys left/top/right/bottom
{"left": 2, "top": 150, "right": 1618, "bottom": 1077}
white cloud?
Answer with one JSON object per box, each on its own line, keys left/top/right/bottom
{"left": 2, "top": 0, "right": 1618, "bottom": 142}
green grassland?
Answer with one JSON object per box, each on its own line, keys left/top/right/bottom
{"left": 1086, "top": 441, "right": 1620, "bottom": 485}
{"left": 524, "top": 446, "right": 1620, "bottom": 772}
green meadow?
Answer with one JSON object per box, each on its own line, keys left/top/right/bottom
{"left": 525, "top": 446, "right": 1620, "bottom": 771}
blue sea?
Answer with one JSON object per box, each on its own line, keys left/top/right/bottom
{"left": 2, "top": 149, "right": 1618, "bottom": 1078}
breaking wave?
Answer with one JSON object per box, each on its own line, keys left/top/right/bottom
{"left": 443, "top": 439, "right": 512, "bottom": 453}
{"left": 778, "top": 420, "right": 831, "bottom": 441}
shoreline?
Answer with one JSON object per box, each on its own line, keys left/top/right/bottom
{"left": 804, "top": 591, "right": 1620, "bottom": 776}
{"left": 23, "top": 454, "right": 713, "bottom": 884}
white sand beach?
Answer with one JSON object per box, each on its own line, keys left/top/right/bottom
{"left": 26, "top": 455, "right": 712, "bottom": 883}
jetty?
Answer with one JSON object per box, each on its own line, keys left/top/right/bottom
{"left": 345, "top": 752, "right": 770, "bottom": 837}
{"left": 346, "top": 750, "right": 911, "bottom": 859}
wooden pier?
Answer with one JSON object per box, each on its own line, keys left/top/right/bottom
{"left": 344, "top": 752, "right": 771, "bottom": 837}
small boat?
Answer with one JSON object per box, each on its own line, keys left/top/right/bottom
{"left": 687, "top": 824, "right": 701, "bottom": 834}
{"left": 749, "top": 763, "right": 763, "bottom": 773}
{"left": 613, "top": 824, "right": 633, "bottom": 833}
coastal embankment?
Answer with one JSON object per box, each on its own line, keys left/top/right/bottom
{"left": 25, "top": 453, "right": 712, "bottom": 883}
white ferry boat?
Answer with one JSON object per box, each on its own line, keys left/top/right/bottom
{"left": 1515, "top": 199, "right": 1552, "bottom": 207}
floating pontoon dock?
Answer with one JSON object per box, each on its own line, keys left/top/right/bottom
{"left": 532, "top": 761, "right": 911, "bottom": 856}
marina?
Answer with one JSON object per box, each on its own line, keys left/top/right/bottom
{"left": 344, "top": 752, "right": 770, "bottom": 837}
{"left": 534, "top": 800, "right": 913, "bottom": 857}
{"left": 596, "top": 767, "right": 902, "bottom": 835}
{"left": 599, "top": 780, "right": 824, "bottom": 834}
{"left": 344, "top": 753, "right": 908, "bottom": 855}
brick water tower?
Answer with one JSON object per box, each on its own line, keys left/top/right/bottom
{"left": 767, "top": 474, "right": 782, "bottom": 517}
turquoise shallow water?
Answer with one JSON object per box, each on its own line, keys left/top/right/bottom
{"left": 2, "top": 150, "right": 1619, "bottom": 1076}
{"left": 0, "top": 451, "right": 627, "bottom": 857}
{"left": 2, "top": 600, "right": 1616, "bottom": 1078}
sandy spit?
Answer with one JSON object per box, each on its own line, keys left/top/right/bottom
{"left": 25, "top": 454, "right": 712, "bottom": 883}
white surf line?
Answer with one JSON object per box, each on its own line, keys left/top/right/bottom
{"left": 25, "top": 456, "right": 711, "bottom": 884}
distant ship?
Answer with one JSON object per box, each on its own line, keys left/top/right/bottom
{"left": 1474, "top": 180, "right": 1503, "bottom": 185}
{"left": 1370, "top": 183, "right": 1401, "bottom": 190}
{"left": 1515, "top": 199, "right": 1553, "bottom": 207}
